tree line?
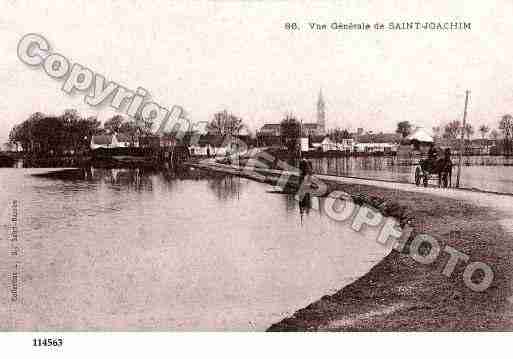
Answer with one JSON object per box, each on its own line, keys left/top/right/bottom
{"left": 396, "top": 116, "right": 513, "bottom": 155}
{"left": 9, "top": 110, "right": 101, "bottom": 155}
{"left": 8, "top": 109, "right": 248, "bottom": 156}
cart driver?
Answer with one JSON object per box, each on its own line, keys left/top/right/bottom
{"left": 428, "top": 143, "right": 438, "bottom": 161}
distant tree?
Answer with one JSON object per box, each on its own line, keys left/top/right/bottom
{"left": 328, "top": 128, "right": 351, "bottom": 143}
{"left": 119, "top": 119, "right": 140, "bottom": 146}
{"left": 61, "top": 109, "right": 80, "bottom": 125}
{"left": 208, "top": 110, "right": 244, "bottom": 137}
{"left": 479, "top": 125, "right": 490, "bottom": 140}
{"left": 9, "top": 112, "right": 63, "bottom": 154}
{"left": 463, "top": 123, "right": 474, "bottom": 140}
{"left": 499, "top": 114, "right": 513, "bottom": 155}
{"left": 9, "top": 112, "right": 45, "bottom": 152}
{"left": 104, "top": 114, "right": 125, "bottom": 133}
{"left": 9, "top": 125, "right": 24, "bottom": 152}
{"left": 443, "top": 120, "right": 461, "bottom": 139}
{"left": 396, "top": 121, "right": 412, "bottom": 138}
{"left": 68, "top": 115, "right": 102, "bottom": 152}
{"left": 490, "top": 129, "right": 500, "bottom": 140}
{"left": 9, "top": 110, "right": 102, "bottom": 155}
{"left": 60, "top": 109, "right": 100, "bottom": 152}
{"left": 85, "top": 116, "right": 102, "bottom": 135}
{"left": 133, "top": 113, "right": 154, "bottom": 135}
{"left": 280, "top": 115, "right": 301, "bottom": 153}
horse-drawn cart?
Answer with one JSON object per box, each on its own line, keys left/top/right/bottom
{"left": 414, "top": 156, "right": 452, "bottom": 188}
{"left": 403, "top": 128, "right": 453, "bottom": 188}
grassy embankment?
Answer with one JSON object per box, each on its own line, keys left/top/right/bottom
{"left": 267, "top": 178, "right": 513, "bottom": 331}
{"left": 193, "top": 158, "right": 513, "bottom": 331}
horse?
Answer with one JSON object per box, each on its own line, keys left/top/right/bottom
{"left": 436, "top": 157, "right": 452, "bottom": 188}
{"left": 440, "top": 148, "right": 453, "bottom": 188}
{"left": 416, "top": 149, "right": 452, "bottom": 188}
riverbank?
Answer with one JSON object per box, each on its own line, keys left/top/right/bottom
{"left": 269, "top": 178, "right": 513, "bottom": 330}
{"left": 191, "top": 161, "right": 513, "bottom": 330}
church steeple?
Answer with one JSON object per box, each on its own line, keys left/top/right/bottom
{"left": 317, "top": 88, "right": 326, "bottom": 133}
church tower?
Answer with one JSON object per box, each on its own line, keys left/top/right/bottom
{"left": 317, "top": 89, "right": 326, "bottom": 134}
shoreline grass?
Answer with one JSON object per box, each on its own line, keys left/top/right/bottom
{"left": 268, "top": 178, "right": 513, "bottom": 331}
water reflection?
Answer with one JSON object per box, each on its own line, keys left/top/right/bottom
{"left": 34, "top": 166, "right": 256, "bottom": 207}
{"left": 0, "top": 166, "right": 392, "bottom": 330}
{"left": 298, "top": 193, "right": 312, "bottom": 225}
{"left": 91, "top": 167, "right": 153, "bottom": 191}
{"left": 281, "top": 191, "right": 322, "bottom": 226}
{"left": 311, "top": 156, "right": 513, "bottom": 193}
{"left": 207, "top": 176, "right": 245, "bottom": 201}
{"left": 36, "top": 166, "right": 305, "bottom": 216}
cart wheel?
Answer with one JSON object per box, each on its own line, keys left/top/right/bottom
{"left": 423, "top": 176, "right": 428, "bottom": 187}
{"left": 415, "top": 167, "right": 421, "bottom": 186}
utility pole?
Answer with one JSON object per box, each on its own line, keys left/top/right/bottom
{"left": 299, "top": 119, "right": 303, "bottom": 160}
{"left": 456, "top": 90, "right": 470, "bottom": 188}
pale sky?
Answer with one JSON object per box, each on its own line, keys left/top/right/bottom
{"left": 1, "top": 0, "right": 513, "bottom": 143}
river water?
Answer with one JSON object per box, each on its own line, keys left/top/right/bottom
{"left": 311, "top": 156, "right": 513, "bottom": 194}
{"left": 0, "top": 167, "right": 391, "bottom": 330}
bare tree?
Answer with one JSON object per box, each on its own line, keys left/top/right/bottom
{"left": 104, "top": 114, "right": 125, "bottom": 133}
{"left": 478, "top": 125, "right": 490, "bottom": 140}
{"left": 208, "top": 110, "right": 244, "bottom": 137}
{"left": 499, "top": 114, "right": 513, "bottom": 155}
{"left": 443, "top": 120, "right": 461, "bottom": 139}
{"left": 463, "top": 123, "right": 474, "bottom": 140}
{"left": 328, "top": 128, "right": 351, "bottom": 143}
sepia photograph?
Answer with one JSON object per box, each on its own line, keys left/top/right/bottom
{"left": 1, "top": 0, "right": 513, "bottom": 355}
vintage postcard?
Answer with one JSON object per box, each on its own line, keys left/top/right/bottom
{"left": 1, "top": 0, "right": 513, "bottom": 353}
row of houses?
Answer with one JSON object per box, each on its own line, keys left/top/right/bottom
{"left": 304, "top": 136, "right": 400, "bottom": 154}
{"left": 90, "top": 133, "right": 199, "bottom": 150}
{"left": 89, "top": 129, "right": 503, "bottom": 157}
{"left": 303, "top": 128, "right": 502, "bottom": 155}
{"left": 90, "top": 132, "right": 250, "bottom": 157}
{"left": 437, "top": 138, "right": 499, "bottom": 155}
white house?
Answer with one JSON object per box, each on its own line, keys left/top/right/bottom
{"left": 312, "top": 137, "right": 355, "bottom": 152}
{"left": 189, "top": 144, "right": 213, "bottom": 156}
{"left": 320, "top": 137, "right": 337, "bottom": 152}
{"left": 354, "top": 142, "right": 398, "bottom": 153}
{"left": 90, "top": 133, "right": 133, "bottom": 149}
{"left": 336, "top": 138, "right": 355, "bottom": 151}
